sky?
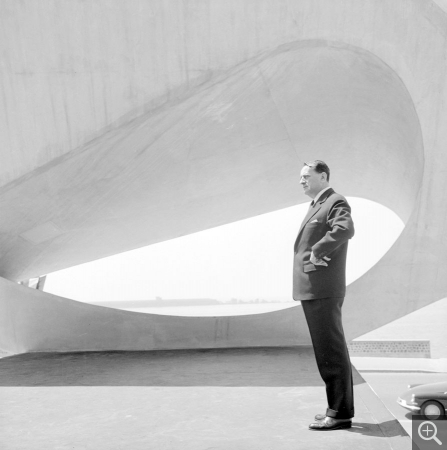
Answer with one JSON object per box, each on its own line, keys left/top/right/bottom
{"left": 43, "top": 197, "right": 404, "bottom": 304}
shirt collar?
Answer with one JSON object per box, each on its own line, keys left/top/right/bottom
{"left": 312, "top": 186, "right": 331, "bottom": 205}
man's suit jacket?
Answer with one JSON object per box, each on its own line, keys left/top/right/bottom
{"left": 293, "top": 188, "right": 354, "bottom": 300}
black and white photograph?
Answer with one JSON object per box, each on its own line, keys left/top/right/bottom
{"left": 0, "top": 1, "right": 446, "bottom": 449}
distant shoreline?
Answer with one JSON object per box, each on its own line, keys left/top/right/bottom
{"left": 90, "top": 299, "right": 292, "bottom": 308}
{"left": 98, "top": 302, "right": 298, "bottom": 316}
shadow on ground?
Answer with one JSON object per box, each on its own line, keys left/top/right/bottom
{"left": 348, "top": 420, "right": 408, "bottom": 438}
{"left": 0, "top": 346, "right": 339, "bottom": 387}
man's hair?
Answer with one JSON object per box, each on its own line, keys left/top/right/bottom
{"left": 304, "top": 160, "right": 330, "bottom": 181}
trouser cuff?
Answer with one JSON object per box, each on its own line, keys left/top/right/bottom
{"left": 326, "top": 408, "right": 354, "bottom": 419}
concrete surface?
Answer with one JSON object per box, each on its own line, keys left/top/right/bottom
{"left": 0, "top": 34, "right": 422, "bottom": 282}
{"left": 0, "top": 276, "right": 312, "bottom": 354}
{"left": 351, "top": 357, "right": 447, "bottom": 373}
{"left": 2, "top": 275, "right": 446, "bottom": 355}
{"left": 355, "top": 297, "right": 447, "bottom": 359}
{"left": 0, "top": 347, "right": 411, "bottom": 450}
{"left": 3, "top": 274, "right": 444, "bottom": 357}
{"left": 361, "top": 372, "right": 447, "bottom": 438}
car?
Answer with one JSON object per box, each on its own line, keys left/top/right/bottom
{"left": 397, "top": 380, "right": 447, "bottom": 420}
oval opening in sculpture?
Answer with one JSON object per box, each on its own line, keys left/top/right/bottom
{"left": 44, "top": 198, "right": 403, "bottom": 316}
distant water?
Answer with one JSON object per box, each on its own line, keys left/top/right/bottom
{"left": 99, "top": 302, "right": 299, "bottom": 317}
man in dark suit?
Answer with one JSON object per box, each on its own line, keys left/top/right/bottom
{"left": 293, "top": 160, "right": 355, "bottom": 431}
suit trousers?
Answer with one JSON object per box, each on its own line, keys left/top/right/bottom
{"left": 301, "top": 297, "right": 354, "bottom": 419}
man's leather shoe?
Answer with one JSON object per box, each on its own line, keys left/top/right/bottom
{"left": 314, "top": 413, "right": 326, "bottom": 420}
{"left": 309, "top": 416, "right": 352, "bottom": 431}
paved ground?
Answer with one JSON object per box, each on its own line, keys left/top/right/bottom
{"left": 352, "top": 297, "right": 447, "bottom": 440}
{"left": 0, "top": 347, "right": 409, "bottom": 450}
{"left": 1, "top": 298, "right": 444, "bottom": 449}
{"left": 361, "top": 372, "right": 447, "bottom": 438}
{"left": 351, "top": 357, "right": 447, "bottom": 372}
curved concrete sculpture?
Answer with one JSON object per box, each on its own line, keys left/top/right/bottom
{"left": 0, "top": 277, "right": 310, "bottom": 355}
{"left": 0, "top": 0, "right": 445, "bottom": 353}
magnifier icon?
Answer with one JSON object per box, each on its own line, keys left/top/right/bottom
{"left": 418, "top": 421, "right": 443, "bottom": 445}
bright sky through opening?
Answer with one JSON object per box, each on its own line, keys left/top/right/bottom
{"left": 44, "top": 198, "right": 404, "bottom": 304}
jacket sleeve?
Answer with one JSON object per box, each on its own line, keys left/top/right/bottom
{"left": 311, "top": 198, "right": 355, "bottom": 259}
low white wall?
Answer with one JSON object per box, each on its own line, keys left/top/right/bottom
{"left": 0, "top": 276, "right": 311, "bottom": 355}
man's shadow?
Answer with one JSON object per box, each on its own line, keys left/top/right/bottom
{"left": 347, "top": 420, "right": 409, "bottom": 438}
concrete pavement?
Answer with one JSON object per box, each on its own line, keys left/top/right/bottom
{"left": 360, "top": 372, "right": 447, "bottom": 439}
{"left": 0, "top": 347, "right": 410, "bottom": 450}
{"left": 351, "top": 357, "right": 447, "bottom": 373}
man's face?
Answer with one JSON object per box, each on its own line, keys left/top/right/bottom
{"left": 300, "top": 166, "right": 326, "bottom": 199}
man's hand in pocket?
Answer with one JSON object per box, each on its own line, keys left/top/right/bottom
{"left": 310, "top": 251, "right": 331, "bottom": 266}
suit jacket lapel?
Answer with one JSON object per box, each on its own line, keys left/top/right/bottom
{"left": 295, "top": 188, "right": 334, "bottom": 243}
